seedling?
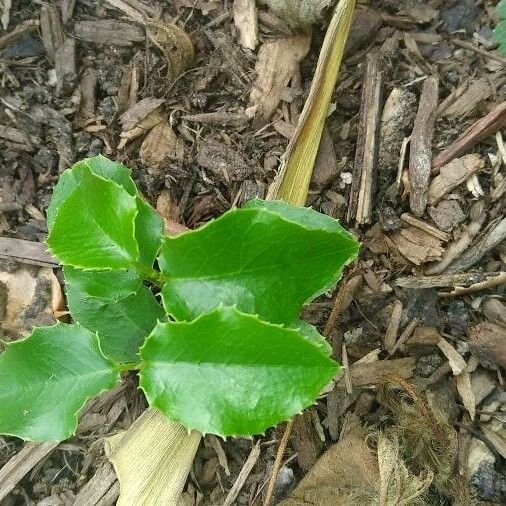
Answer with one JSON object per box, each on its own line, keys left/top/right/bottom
{"left": 0, "top": 156, "right": 358, "bottom": 441}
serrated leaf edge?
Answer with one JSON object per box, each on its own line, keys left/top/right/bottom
{"left": 46, "top": 166, "right": 140, "bottom": 271}
{"left": 0, "top": 321, "right": 121, "bottom": 442}
{"left": 137, "top": 306, "right": 338, "bottom": 437}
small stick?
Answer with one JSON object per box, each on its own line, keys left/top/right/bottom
{"left": 347, "top": 52, "right": 383, "bottom": 224}
{"left": 384, "top": 299, "right": 403, "bottom": 353}
{"left": 450, "top": 38, "right": 506, "bottom": 66}
{"left": 341, "top": 342, "right": 353, "bottom": 394}
{"left": 433, "top": 100, "right": 506, "bottom": 171}
{"left": 409, "top": 75, "right": 439, "bottom": 216}
{"left": 389, "top": 317, "right": 419, "bottom": 356}
{"left": 224, "top": 441, "right": 261, "bottom": 506}
{"left": 263, "top": 421, "right": 293, "bottom": 506}
{"left": 439, "top": 272, "right": 506, "bottom": 298}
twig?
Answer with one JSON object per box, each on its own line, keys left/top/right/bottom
{"left": 224, "top": 441, "right": 261, "bottom": 506}
{"left": 395, "top": 271, "right": 504, "bottom": 289}
{"left": 450, "top": 38, "right": 506, "bottom": 66}
{"left": 409, "top": 75, "right": 439, "bottom": 216}
{"left": 433, "top": 100, "right": 506, "bottom": 171}
{"left": 384, "top": 299, "right": 403, "bottom": 353}
{"left": 439, "top": 272, "right": 506, "bottom": 297}
{"left": 263, "top": 421, "right": 293, "bottom": 506}
{"left": 347, "top": 52, "right": 383, "bottom": 224}
{"left": 389, "top": 317, "right": 419, "bottom": 356}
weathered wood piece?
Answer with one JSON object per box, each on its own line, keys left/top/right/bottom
{"left": 347, "top": 52, "right": 383, "bottom": 225}
{"left": 433, "top": 100, "right": 506, "bottom": 171}
{"left": 233, "top": 0, "right": 258, "bottom": 50}
{"left": 74, "top": 19, "right": 145, "bottom": 46}
{"left": 427, "top": 154, "right": 484, "bottom": 205}
{"left": 73, "top": 463, "right": 120, "bottom": 506}
{"left": 0, "top": 442, "right": 58, "bottom": 501}
{"left": 395, "top": 271, "right": 505, "bottom": 289}
{"left": 0, "top": 237, "right": 58, "bottom": 267}
{"left": 446, "top": 217, "right": 506, "bottom": 272}
{"left": 409, "top": 75, "right": 439, "bottom": 216}
{"left": 55, "top": 37, "right": 76, "bottom": 96}
{"left": 40, "top": 4, "right": 64, "bottom": 59}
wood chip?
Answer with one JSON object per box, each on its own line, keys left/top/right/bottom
{"left": 437, "top": 337, "right": 466, "bottom": 375}
{"left": 0, "top": 19, "right": 38, "bottom": 50}
{"left": 347, "top": 52, "right": 383, "bottom": 225}
{"left": 183, "top": 111, "right": 249, "bottom": 127}
{"left": 384, "top": 299, "right": 402, "bottom": 353}
{"left": 427, "top": 154, "right": 484, "bottom": 206}
{"left": 469, "top": 322, "right": 506, "bottom": 368}
{"left": 408, "top": 75, "right": 438, "bottom": 216}
{"left": 74, "top": 463, "right": 119, "bottom": 506}
{"left": 433, "top": 100, "right": 506, "bottom": 171}
{"left": 0, "top": 237, "right": 58, "bottom": 267}
{"left": 55, "top": 37, "right": 76, "bottom": 96}
{"left": 395, "top": 271, "right": 504, "bottom": 289}
{"left": 344, "top": 6, "right": 382, "bottom": 56}
{"left": 482, "top": 298, "right": 506, "bottom": 328}
{"left": 223, "top": 442, "right": 261, "bottom": 506}
{"left": 389, "top": 225, "right": 444, "bottom": 265}
{"left": 311, "top": 126, "right": 338, "bottom": 189}
{"left": 446, "top": 217, "right": 506, "bottom": 273}
{"left": 0, "top": 442, "right": 58, "bottom": 501}
{"left": 400, "top": 213, "right": 450, "bottom": 242}
{"left": 40, "top": 4, "right": 64, "bottom": 59}
{"left": 346, "top": 357, "right": 415, "bottom": 386}
{"left": 249, "top": 35, "right": 310, "bottom": 123}
{"left": 60, "top": 0, "right": 76, "bottom": 24}
{"left": 290, "top": 412, "right": 323, "bottom": 472}
{"left": 74, "top": 19, "right": 145, "bottom": 46}
{"left": 442, "top": 73, "right": 506, "bottom": 119}
{"left": 456, "top": 369, "right": 475, "bottom": 420}
{"left": 428, "top": 200, "right": 465, "bottom": 232}
{"left": 233, "top": 0, "right": 258, "bottom": 50}
{"left": 120, "top": 97, "right": 164, "bottom": 131}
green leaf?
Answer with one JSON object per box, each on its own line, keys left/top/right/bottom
{"left": 135, "top": 196, "right": 164, "bottom": 269}
{"left": 47, "top": 166, "right": 139, "bottom": 269}
{"left": 64, "top": 266, "right": 141, "bottom": 301}
{"left": 294, "top": 320, "right": 332, "bottom": 355}
{"left": 47, "top": 155, "right": 163, "bottom": 269}
{"left": 495, "top": 1, "right": 506, "bottom": 53}
{"left": 46, "top": 156, "right": 137, "bottom": 230}
{"left": 66, "top": 283, "right": 164, "bottom": 364}
{"left": 139, "top": 307, "right": 337, "bottom": 436}
{"left": 0, "top": 323, "right": 119, "bottom": 441}
{"left": 159, "top": 202, "right": 359, "bottom": 323}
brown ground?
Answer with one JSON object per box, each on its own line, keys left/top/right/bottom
{"left": 0, "top": 0, "right": 505, "bottom": 505}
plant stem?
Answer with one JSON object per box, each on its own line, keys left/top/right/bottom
{"left": 136, "top": 264, "right": 166, "bottom": 287}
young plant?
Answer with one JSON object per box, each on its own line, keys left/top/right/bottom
{"left": 0, "top": 155, "right": 358, "bottom": 441}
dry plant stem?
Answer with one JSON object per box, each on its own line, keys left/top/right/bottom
{"left": 446, "top": 216, "right": 506, "bottom": 273}
{"left": 347, "top": 52, "right": 383, "bottom": 224}
{"left": 224, "top": 442, "right": 261, "bottom": 506}
{"left": 425, "top": 214, "right": 486, "bottom": 274}
{"left": 263, "top": 420, "right": 294, "bottom": 506}
{"left": 433, "top": 100, "right": 506, "bottom": 171}
{"left": 267, "top": 0, "right": 356, "bottom": 204}
{"left": 409, "top": 76, "right": 439, "bottom": 216}
{"left": 439, "top": 272, "right": 506, "bottom": 297}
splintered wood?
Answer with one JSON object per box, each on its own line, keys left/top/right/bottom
{"left": 408, "top": 75, "right": 438, "bottom": 216}
{"left": 347, "top": 52, "right": 383, "bottom": 225}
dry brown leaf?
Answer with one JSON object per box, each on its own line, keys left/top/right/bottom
{"left": 249, "top": 35, "right": 310, "bottom": 122}
{"left": 140, "top": 121, "right": 185, "bottom": 171}
{"left": 120, "top": 97, "right": 164, "bottom": 131}
{"left": 147, "top": 21, "right": 194, "bottom": 83}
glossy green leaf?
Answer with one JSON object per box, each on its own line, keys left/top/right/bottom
{"left": 64, "top": 266, "right": 141, "bottom": 301}
{"left": 46, "top": 156, "right": 137, "bottom": 230}
{"left": 159, "top": 202, "right": 358, "bottom": 323}
{"left": 295, "top": 320, "right": 332, "bottom": 355}
{"left": 0, "top": 323, "right": 119, "bottom": 441}
{"left": 47, "top": 155, "right": 163, "bottom": 269}
{"left": 47, "top": 166, "right": 139, "bottom": 269}
{"left": 139, "top": 307, "right": 337, "bottom": 436}
{"left": 66, "top": 283, "right": 164, "bottom": 364}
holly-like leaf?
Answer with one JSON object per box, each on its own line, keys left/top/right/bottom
{"left": 66, "top": 283, "right": 164, "bottom": 364}
{"left": 64, "top": 266, "right": 141, "bottom": 301}
{"left": 47, "top": 166, "right": 139, "bottom": 269}
{"left": 159, "top": 202, "right": 358, "bottom": 323}
{"left": 139, "top": 307, "right": 337, "bottom": 436}
{"left": 0, "top": 323, "right": 119, "bottom": 441}
{"left": 47, "top": 155, "right": 163, "bottom": 269}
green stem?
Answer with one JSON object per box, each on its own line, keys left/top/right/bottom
{"left": 116, "top": 362, "right": 140, "bottom": 372}
{"left": 136, "top": 264, "right": 167, "bottom": 287}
